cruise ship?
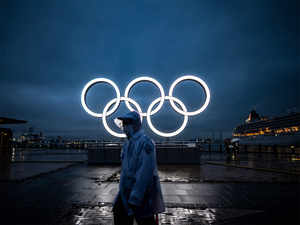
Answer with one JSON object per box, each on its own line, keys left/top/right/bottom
{"left": 233, "top": 110, "right": 300, "bottom": 148}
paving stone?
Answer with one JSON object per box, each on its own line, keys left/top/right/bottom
{"left": 1, "top": 153, "right": 300, "bottom": 225}
{"left": 56, "top": 204, "right": 266, "bottom": 225}
{"left": 0, "top": 162, "right": 78, "bottom": 181}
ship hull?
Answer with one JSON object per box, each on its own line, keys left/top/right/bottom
{"left": 239, "top": 132, "right": 300, "bottom": 146}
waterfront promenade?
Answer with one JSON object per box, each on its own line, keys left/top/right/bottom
{"left": 0, "top": 150, "right": 299, "bottom": 225}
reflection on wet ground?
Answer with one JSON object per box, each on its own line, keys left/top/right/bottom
{"left": 104, "top": 163, "right": 300, "bottom": 183}
{"left": 2, "top": 150, "right": 300, "bottom": 225}
{"left": 5, "top": 150, "right": 300, "bottom": 183}
{"left": 203, "top": 152, "right": 300, "bottom": 173}
{"left": 159, "top": 207, "right": 262, "bottom": 225}
{"left": 10, "top": 148, "right": 300, "bottom": 176}
{"left": 225, "top": 154, "right": 300, "bottom": 173}
{"left": 59, "top": 203, "right": 263, "bottom": 225}
{"left": 1, "top": 162, "right": 299, "bottom": 225}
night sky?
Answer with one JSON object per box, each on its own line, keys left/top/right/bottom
{"left": 1, "top": 0, "right": 299, "bottom": 140}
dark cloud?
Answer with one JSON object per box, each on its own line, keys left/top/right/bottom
{"left": 0, "top": 0, "right": 299, "bottom": 139}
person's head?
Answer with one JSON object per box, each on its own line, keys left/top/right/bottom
{"left": 117, "top": 111, "right": 141, "bottom": 139}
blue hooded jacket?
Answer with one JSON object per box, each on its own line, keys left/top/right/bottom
{"left": 113, "top": 111, "right": 165, "bottom": 218}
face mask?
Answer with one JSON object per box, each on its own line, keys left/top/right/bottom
{"left": 123, "top": 124, "right": 135, "bottom": 139}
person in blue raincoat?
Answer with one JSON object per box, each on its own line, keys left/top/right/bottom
{"left": 113, "top": 111, "right": 165, "bottom": 225}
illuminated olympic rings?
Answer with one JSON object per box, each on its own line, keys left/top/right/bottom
{"left": 81, "top": 75, "right": 211, "bottom": 138}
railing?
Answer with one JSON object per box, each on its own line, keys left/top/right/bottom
{"left": 86, "top": 142, "right": 225, "bottom": 152}
{"left": 87, "top": 143, "right": 226, "bottom": 164}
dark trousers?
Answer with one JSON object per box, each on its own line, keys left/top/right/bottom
{"left": 113, "top": 196, "right": 157, "bottom": 225}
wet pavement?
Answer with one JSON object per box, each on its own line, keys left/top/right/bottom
{"left": 200, "top": 152, "right": 300, "bottom": 173}
{"left": 158, "top": 164, "right": 300, "bottom": 183}
{"left": 1, "top": 151, "right": 300, "bottom": 225}
{"left": 215, "top": 154, "right": 300, "bottom": 173}
{"left": 0, "top": 162, "right": 77, "bottom": 182}
{"left": 61, "top": 203, "right": 264, "bottom": 225}
{"left": 104, "top": 164, "right": 300, "bottom": 183}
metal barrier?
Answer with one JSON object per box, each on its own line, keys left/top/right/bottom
{"left": 87, "top": 143, "right": 225, "bottom": 164}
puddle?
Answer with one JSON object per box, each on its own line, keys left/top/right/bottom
{"left": 58, "top": 203, "right": 261, "bottom": 225}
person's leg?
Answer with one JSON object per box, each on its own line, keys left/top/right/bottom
{"left": 136, "top": 215, "right": 157, "bottom": 225}
{"left": 113, "top": 196, "right": 134, "bottom": 225}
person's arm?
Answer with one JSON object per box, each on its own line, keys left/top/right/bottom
{"left": 128, "top": 140, "right": 155, "bottom": 206}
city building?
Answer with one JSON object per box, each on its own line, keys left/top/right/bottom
{"left": 0, "top": 117, "right": 27, "bottom": 147}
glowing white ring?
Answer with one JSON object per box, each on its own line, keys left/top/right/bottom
{"left": 124, "top": 76, "right": 165, "bottom": 117}
{"left": 169, "top": 75, "right": 210, "bottom": 116}
{"left": 81, "top": 78, "right": 121, "bottom": 118}
{"left": 81, "top": 75, "right": 211, "bottom": 137}
{"left": 146, "top": 96, "right": 188, "bottom": 137}
{"left": 102, "top": 97, "right": 143, "bottom": 138}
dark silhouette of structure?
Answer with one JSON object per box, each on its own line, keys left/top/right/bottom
{"left": 0, "top": 117, "right": 27, "bottom": 179}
